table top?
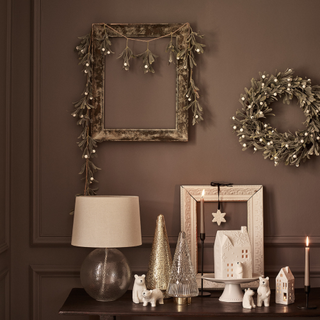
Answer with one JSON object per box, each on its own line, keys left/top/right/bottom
{"left": 59, "top": 288, "right": 320, "bottom": 317}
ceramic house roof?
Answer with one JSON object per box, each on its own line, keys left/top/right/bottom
{"left": 277, "top": 266, "right": 294, "bottom": 281}
{"left": 216, "top": 226, "right": 251, "bottom": 250}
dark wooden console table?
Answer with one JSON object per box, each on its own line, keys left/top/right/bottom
{"left": 59, "top": 288, "right": 320, "bottom": 319}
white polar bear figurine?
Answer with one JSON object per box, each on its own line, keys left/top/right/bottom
{"left": 142, "top": 288, "right": 164, "bottom": 307}
{"left": 132, "top": 274, "right": 147, "bottom": 304}
{"left": 235, "top": 261, "right": 244, "bottom": 279}
{"left": 257, "top": 276, "right": 271, "bottom": 307}
{"left": 242, "top": 288, "right": 256, "bottom": 309}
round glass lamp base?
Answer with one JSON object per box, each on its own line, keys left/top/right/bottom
{"left": 80, "top": 248, "right": 131, "bottom": 302}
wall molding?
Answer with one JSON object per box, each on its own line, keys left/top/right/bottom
{"left": 0, "top": 268, "right": 10, "bottom": 320}
{"left": 30, "top": 265, "right": 80, "bottom": 320}
{"left": 30, "top": 234, "right": 320, "bottom": 248}
{"left": 0, "top": 0, "right": 11, "bottom": 255}
{"left": 30, "top": 0, "right": 320, "bottom": 249}
{"left": 31, "top": 235, "right": 72, "bottom": 246}
{"left": 0, "top": 4, "right": 12, "bottom": 320}
{"left": 145, "top": 236, "right": 317, "bottom": 250}
{"left": 264, "top": 236, "right": 320, "bottom": 247}
{"left": 0, "top": 243, "right": 9, "bottom": 255}
{"left": 265, "top": 266, "right": 320, "bottom": 275}
{"left": 143, "top": 235, "right": 319, "bottom": 248}
{"left": 194, "top": 236, "right": 320, "bottom": 248}
{"left": 31, "top": 0, "right": 46, "bottom": 246}
{"left": 0, "top": 268, "right": 9, "bottom": 281}
{"left": 31, "top": 0, "right": 73, "bottom": 246}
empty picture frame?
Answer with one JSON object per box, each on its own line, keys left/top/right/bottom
{"left": 90, "top": 23, "right": 190, "bottom": 142}
{"left": 180, "top": 185, "right": 264, "bottom": 288}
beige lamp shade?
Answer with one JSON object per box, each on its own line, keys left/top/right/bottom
{"left": 71, "top": 195, "right": 142, "bottom": 248}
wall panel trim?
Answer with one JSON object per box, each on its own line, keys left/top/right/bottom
{"left": 30, "top": 265, "right": 80, "bottom": 320}
{"left": 31, "top": 231, "right": 320, "bottom": 248}
{"left": 31, "top": 0, "right": 72, "bottom": 246}
{"left": 31, "top": 0, "right": 52, "bottom": 246}
{"left": 143, "top": 235, "right": 320, "bottom": 248}
{"left": 0, "top": 0, "right": 11, "bottom": 255}
{"left": 0, "top": 243, "right": 9, "bottom": 255}
{"left": 264, "top": 236, "right": 320, "bottom": 247}
{"left": 31, "top": 0, "right": 41, "bottom": 245}
{"left": 30, "top": 0, "right": 320, "bottom": 249}
{"left": 0, "top": 268, "right": 10, "bottom": 320}
{"left": 264, "top": 266, "right": 320, "bottom": 281}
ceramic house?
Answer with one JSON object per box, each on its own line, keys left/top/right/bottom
{"left": 214, "top": 226, "right": 252, "bottom": 279}
{"left": 275, "top": 266, "right": 295, "bottom": 305}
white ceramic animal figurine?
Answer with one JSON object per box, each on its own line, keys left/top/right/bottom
{"left": 235, "top": 261, "right": 244, "bottom": 279}
{"left": 142, "top": 288, "right": 164, "bottom": 307}
{"left": 242, "top": 288, "right": 256, "bottom": 309}
{"left": 132, "top": 274, "right": 147, "bottom": 304}
{"left": 257, "top": 276, "right": 271, "bottom": 307}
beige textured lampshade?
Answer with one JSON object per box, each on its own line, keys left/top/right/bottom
{"left": 71, "top": 195, "right": 142, "bottom": 248}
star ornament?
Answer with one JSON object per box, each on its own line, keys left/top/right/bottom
{"left": 212, "top": 209, "right": 226, "bottom": 226}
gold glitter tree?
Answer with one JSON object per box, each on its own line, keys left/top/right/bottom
{"left": 146, "top": 214, "right": 172, "bottom": 294}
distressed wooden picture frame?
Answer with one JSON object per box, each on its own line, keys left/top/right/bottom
{"left": 91, "top": 23, "right": 190, "bottom": 142}
{"left": 180, "top": 185, "right": 264, "bottom": 288}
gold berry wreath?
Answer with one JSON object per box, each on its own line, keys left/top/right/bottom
{"left": 232, "top": 68, "right": 320, "bottom": 167}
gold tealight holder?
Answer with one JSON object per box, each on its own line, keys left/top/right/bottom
{"left": 173, "top": 297, "right": 192, "bottom": 305}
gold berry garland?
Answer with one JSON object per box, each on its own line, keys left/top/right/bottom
{"left": 232, "top": 68, "right": 320, "bottom": 167}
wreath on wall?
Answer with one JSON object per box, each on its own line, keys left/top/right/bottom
{"left": 232, "top": 68, "right": 320, "bottom": 167}
{"left": 73, "top": 23, "right": 205, "bottom": 195}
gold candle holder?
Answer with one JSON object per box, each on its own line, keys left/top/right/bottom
{"left": 173, "top": 297, "right": 192, "bottom": 305}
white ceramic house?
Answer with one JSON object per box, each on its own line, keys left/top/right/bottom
{"left": 275, "top": 266, "right": 295, "bottom": 305}
{"left": 214, "top": 226, "right": 252, "bottom": 279}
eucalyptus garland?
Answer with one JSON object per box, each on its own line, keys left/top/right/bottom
{"left": 73, "top": 23, "right": 205, "bottom": 195}
{"left": 232, "top": 68, "right": 320, "bottom": 167}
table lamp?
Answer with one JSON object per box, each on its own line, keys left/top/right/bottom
{"left": 71, "top": 195, "right": 142, "bottom": 302}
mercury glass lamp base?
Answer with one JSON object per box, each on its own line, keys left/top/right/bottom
{"left": 80, "top": 248, "right": 131, "bottom": 302}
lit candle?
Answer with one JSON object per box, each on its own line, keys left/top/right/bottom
{"left": 200, "top": 189, "right": 205, "bottom": 234}
{"left": 304, "top": 236, "right": 310, "bottom": 287}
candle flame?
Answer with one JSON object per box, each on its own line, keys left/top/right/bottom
{"left": 201, "top": 189, "right": 205, "bottom": 197}
{"left": 306, "top": 236, "right": 309, "bottom": 247}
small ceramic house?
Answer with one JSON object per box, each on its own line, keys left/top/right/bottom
{"left": 275, "top": 266, "right": 295, "bottom": 305}
{"left": 214, "top": 226, "right": 252, "bottom": 279}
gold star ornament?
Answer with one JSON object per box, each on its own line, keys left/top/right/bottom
{"left": 212, "top": 209, "right": 226, "bottom": 226}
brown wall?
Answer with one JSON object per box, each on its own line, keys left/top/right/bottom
{"left": 4, "top": 0, "right": 320, "bottom": 319}
{"left": 0, "top": 0, "right": 10, "bottom": 319}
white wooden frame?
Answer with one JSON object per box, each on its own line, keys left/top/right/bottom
{"left": 180, "top": 185, "right": 264, "bottom": 288}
